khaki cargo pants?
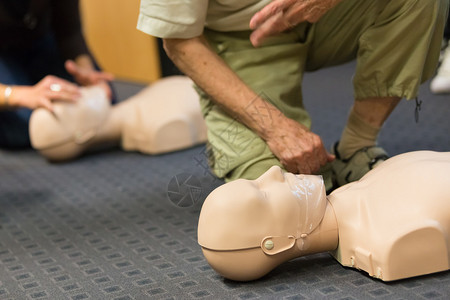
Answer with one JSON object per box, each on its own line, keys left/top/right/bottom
{"left": 198, "top": 0, "right": 449, "bottom": 181}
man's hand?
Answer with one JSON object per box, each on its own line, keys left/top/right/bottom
{"left": 263, "top": 115, "right": 334, "bottom": 174}
{"left": 249, "top": 0, "right": 342, "bottom": 47}
{"left": 163, "top": 36, "right": 333, "bottom": 174}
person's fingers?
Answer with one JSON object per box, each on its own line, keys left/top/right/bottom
{"left": 279, "top": 147, "right": 315, "bottom": 175}
{"left": 50, "top": 90, "right": 80, "bottom": 102}
{"left": 96, "top": 81, "right": 113, "bottom": 100}
{"left": 45, "top": 78, "right": 81, "bottom": 102}
{"left": 94, "top": 72, "right": 114, "bottom": 82}
{"left": 65, "top": 60, "right": 90, "bottom": 84}
{"left": 308, "top": 159, "right": 321, "bottom": 174}
{"left": 81, "top": 70, "right": 114, "bottom": 86}
{"left": 44, "top": 76, "right": 79, "bottom": 91}
{"left": 250, "top": 0, "right": 290, "bottom": 29}
{"left": 66, "top": 60, "right": 114, "bottom": 86}
{"left": 47, "top": 87, "right": 80, "bottom": 102}
{"left": 311, "top": 136, "right": 331, "bottom": 168}
{"left": 284, "top": 161, "right": 300, "bottom": 174}
{"left": 250, "top": 11, "right": 289, "bottom": 47}
{"left": 64, "top": 60, "right": 79, "bottom": 76}
{"left": 250, "top": 0, "right": 307, "bottom": 46}
{"left": 296, "top": 135, "right": 324, "bottom": 174}
{"left": 327, "top": 152, "right": 336, "bottom": 162}
{"left": 39, "top": 97, "right": 54, "bottom": 112}
{"left": 250, "top": 0, "right": 335, "bottom": 46}
{"left": 296, "top": 158, "right": 313, "bottom": 175}
{"left": 313, "top": 135, "right": 335, "bottom": 164}
{"left": 304, "top": 150, "right": 321, "bottom": 174}
{"left": 265, "top": 116, "right": 330, "bottom": 175}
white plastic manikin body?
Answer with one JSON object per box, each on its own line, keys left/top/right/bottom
{"left": 329, "top": 151, "right": 450, "bottom": 281}
{"left": 29, "top": 76, "right": 207, "bottom": 161}
{"left": 198, "top": 151, "right": 450, "bottom": 282}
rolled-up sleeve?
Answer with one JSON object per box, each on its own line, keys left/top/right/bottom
{"left": 137, "top": 0, "right": 208, "bottom": 39}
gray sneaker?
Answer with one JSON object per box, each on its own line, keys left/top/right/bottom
{"left": 331, "top": 142, "right": 389, "bottom": 188}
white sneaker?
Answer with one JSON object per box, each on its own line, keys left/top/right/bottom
{"left": 430, "top": 41, "right": 450, "bottom": 94}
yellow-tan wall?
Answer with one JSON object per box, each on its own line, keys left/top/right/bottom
{"left": 79, "top": 0, "right": 161, "bottom": 83}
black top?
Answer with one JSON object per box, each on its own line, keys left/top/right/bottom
{"left": 0, "top": 0, "right": 89, "bottom": 60}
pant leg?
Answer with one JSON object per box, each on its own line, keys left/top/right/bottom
{"left": 201, "top": 27, "right": 313, "bottom": 181}
{"left": 445, "top": 6, "right": 450, "bottom": 39}
{"left": 199, "top": 0, "right": 448, "bottom": 181}
{"left": 355, "top": 0, "right": 448, "bottom": 100}
{"left": 307, "top": 0, "right": 448, "bottom": 100}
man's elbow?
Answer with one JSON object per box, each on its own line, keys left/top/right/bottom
{"left": 162, "top": 38, "right": 183, "bottom": 61}
{"left": 163, "top": 36, "right": 203, "bottom": 61}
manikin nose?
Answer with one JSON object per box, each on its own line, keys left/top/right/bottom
{"left": 258, "top": 165, "right": 285, "bottom": 184}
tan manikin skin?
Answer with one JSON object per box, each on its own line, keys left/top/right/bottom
{"left": 198, "top": 151, "right": 450, "bottom": 282}
{"left": 29, "top": 76, "right": 207, "bottom": 161}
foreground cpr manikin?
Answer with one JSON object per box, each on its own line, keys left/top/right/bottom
{"left": 29, "top": 76, "right": 207, "bottom": 161}
{"left": 198, "top": 151, "right": 450, "bottom": 282}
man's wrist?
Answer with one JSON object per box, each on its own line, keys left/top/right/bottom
{"left": 240, "top": 96, "right": 286, "bottom": 140}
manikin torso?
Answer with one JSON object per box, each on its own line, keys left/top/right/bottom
{"left": 29, "top": 76, "right": 207, "bottom": 161}
{"left": 197, "top": 151, "right": 450, "bottom": 282}
{"left": 329, "top": 151, "right": 450, "bottom": 281}
{"left": 120, "top": 76, "right": 207, "bottom": 154}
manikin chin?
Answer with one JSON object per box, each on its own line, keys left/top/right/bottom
{"left": 198, "top": 151, "right": 450, "bottom": 282}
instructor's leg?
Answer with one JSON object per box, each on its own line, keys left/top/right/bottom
{"left": 343, "top": 0, "right": 448, "bottom": 158}
{"left": 200, "top": 28, "right": 311, "bottom": 181}
{"left": 307, "top": 0, "right": 448, "bottom": 186}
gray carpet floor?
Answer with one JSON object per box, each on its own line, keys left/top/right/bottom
{"left": 0, "top": 61, "right": 449, "bottom": 299}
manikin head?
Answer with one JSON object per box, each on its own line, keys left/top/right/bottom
{"left": 29, "top": 86, "right": 110, "bottom": 161}
{"left": 30, "top": 76, "right": 207, "bottom": 161}
{"left": 197, "top": 166, "right": 327, "bottom": 281}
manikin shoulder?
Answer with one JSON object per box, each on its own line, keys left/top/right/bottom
{"left": 330, "top": 151, "right": 450, "bottom": 215}
{"left": 328, "top": 151, "right": 450, "bottom": 281}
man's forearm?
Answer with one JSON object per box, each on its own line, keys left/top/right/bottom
{"left": 163, "top": 36, "right": 284, "bottom": 140}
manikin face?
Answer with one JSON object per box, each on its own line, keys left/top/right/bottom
{"left": 198, "top": 166, "right": 327, "bottom": 252}
{"left": 30, "top": 86, "right": 110, "bottom": 150}
{"left": 197, "top": 166, "right": 327, "bottom": 281}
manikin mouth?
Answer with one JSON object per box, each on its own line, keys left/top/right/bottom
{"left": 282, "top": 171, "right": 327, "bottom": 250}
{"left": 284, "top": 172, "right": 318, "bottom": 200}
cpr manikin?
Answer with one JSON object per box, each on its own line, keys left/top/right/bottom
{"left": 29, "top": 76, "right": 207, "bottom": 161}
{"left": 198, "top": 151, "right": 450, "bottom": 281}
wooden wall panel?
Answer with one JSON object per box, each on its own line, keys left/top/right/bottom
{"left": 79, "top": 0, "right": 161, "bottom": 83}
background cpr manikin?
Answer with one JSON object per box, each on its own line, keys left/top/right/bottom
{"left": 29, "top": 76, "right": 207, "bottom": 161}
{"left": 198, "top": 151, "right": 450, "bottom": 282}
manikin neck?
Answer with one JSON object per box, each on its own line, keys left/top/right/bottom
{"left": 294, "top": 200, "right": 339, "bottom": 257}
{"left": 81, "top": 100, "right": 132, "bottom": 146}
{"left": 91, "top": 102, "right": 125, "bottom": 144}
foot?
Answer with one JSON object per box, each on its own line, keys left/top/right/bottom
{"left": 430, "top": 40, "right": 450, "bottom": 94}
{"left": 331, "top": 142, "right": 389, "bottom": 188}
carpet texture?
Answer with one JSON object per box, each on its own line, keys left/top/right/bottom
{"left": 0, "top": 62, "right": 449, "bottom": 299}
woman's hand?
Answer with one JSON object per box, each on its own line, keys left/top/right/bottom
{"left": 7, "top": 75, "right": 81, "bottom": 112}
{"left": 65, "top": 55, "right": 114, "bottom": 99}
